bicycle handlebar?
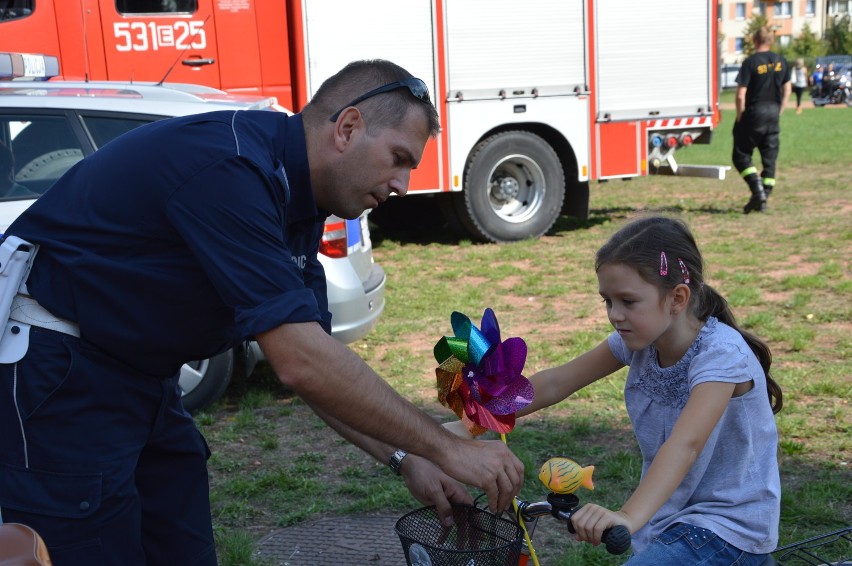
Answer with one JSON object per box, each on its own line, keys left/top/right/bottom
{"left": 515, "top": 492, "right": 632, "bottom": 555}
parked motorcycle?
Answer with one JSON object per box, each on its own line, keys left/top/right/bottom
{"left": 811, "top": 66, "right": 852, "bottom": 107}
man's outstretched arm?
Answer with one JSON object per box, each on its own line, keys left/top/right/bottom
{"left": 310, "top": 404, "right": 473, "bottom": 525}
{"left": 257, "top": 321, "right": 524, "bottom": 512}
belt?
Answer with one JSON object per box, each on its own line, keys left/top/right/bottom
{"left": 9, "top": 294, "right": 80, "bottom": 338}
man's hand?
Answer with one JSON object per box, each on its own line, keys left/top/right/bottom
{"left": 437, "top": 438, "right": 524, "bottom": 514}
{"left": 400, "top": 454, "right": 473, "bottom": 527}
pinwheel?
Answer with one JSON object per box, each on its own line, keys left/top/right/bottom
{"left": 433, "top": 308, "right": 533, "bottom": 436}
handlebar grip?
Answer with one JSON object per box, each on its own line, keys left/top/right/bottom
{"left": 602, "top": 525, "right": 631, "bottom": 555}
{"left": 565, "top": 512, "right": 631, "bottom": 554}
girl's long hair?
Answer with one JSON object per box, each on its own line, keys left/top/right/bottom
{"left": 595, "top": 215, "right": 782, "bottom": 413}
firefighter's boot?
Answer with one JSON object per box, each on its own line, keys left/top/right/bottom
{"left": 762, "top": 177, "right": 774, "bottom": 202}
{"left": 743, "top": 174, "right": 766, "bottom": 214}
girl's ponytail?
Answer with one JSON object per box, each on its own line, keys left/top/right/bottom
{"left": 698, "top": 284, "right": 783, "bottom": 414}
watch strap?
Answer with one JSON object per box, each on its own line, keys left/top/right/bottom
{"left": 388, "top": 449, "right": 408, "bottom": 475}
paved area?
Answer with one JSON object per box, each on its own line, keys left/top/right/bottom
{"left": 255, "top": 515, "right": 408, "bottom": 565}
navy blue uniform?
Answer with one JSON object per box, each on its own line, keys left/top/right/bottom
{"left": 0, "top": 111, "right": 330, "bottom": 564}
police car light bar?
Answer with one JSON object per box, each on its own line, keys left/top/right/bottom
{"left": 0, "top": 53, "right": 60, "bottom": 81}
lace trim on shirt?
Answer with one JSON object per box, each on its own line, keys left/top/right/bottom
{"left": 632, "top": 317, "right": 718, "bottom": 409}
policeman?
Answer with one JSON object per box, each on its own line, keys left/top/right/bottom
{"left": 0, "top": 60, "right": 523, "bottom": 565}
{"left": 733, "top": 26, "right": 792, "bottom": 214}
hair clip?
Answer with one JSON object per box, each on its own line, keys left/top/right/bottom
{"left": 677, "top": 258, "right": 691, "bottom": 285}
{"left": 659, "top": 251, "right": 668, "bottom": 276}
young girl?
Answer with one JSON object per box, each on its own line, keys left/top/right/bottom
{"left": 520, "top": 216, "right": 782, "bottom": 564}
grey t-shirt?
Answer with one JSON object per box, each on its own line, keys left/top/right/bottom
{"left": 608, "top": 317, "right": 780, "bottom": 554}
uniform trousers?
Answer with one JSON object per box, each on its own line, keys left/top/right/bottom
{"left": 732, "top": 103, "right": 781, "bottom": 181}
{"left": 0, "top": 327, "right": 216, "bottom": 565}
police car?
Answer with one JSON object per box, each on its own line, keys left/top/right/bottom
{"left": 0, "top": 53, "right": 386, "bottom": 411}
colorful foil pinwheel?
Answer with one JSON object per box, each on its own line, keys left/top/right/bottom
{"left": 433, "top": 308, "right": 534, "bottom": 436}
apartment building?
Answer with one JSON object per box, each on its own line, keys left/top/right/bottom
{"left": 719, "top": 0, "right": 827, "bottom": 63}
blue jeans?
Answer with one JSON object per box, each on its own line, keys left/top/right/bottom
{"left": 625, "top": 523, "right": 768, "bottom": 566}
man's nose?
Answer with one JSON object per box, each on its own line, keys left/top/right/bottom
{"left": 389, "top": 171, "right": 411, "bottom": 197}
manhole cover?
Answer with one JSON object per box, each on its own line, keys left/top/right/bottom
{"left": 255, "top": 515, "right": 408, "bottom": 565}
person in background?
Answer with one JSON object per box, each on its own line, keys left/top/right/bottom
{"left": 810, "top": 63, "right": 824, "bottom": 98}
{"left": 821, "top": 62, "right": 838, "bottom": 99}
{"left": 732, "top": 26, "right": 791, "bottom": 214}
{"left": 0, "top": 59, "right": 524, "bottom": 566}
{"left": 792, "top": 58, "right": 808, "bottom": 114}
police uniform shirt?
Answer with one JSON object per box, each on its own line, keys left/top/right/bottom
{"left": 7, "top": 111, "right": 331, "bottom": 377}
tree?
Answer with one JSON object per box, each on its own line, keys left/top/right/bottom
{"left": 790, "top": 22, "right": 823, "bottom": 64}
{"left": 823, "top": 14, "right": 852, "bottom": 55}
{"left": 742, "top": 14, "right": 769, "bottom": 56}
{"left": 777, "top": 22, "right": 825, "bottom": 68}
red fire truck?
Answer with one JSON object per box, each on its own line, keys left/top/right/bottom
{"left": 1, "top": 0, "right": 725, "bottom": 242}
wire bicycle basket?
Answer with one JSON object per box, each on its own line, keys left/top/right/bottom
{"left": 395, "top": 504, "right": 524, "bottom": 566}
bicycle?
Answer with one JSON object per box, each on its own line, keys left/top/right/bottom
{"left": 395, "top": 472, "right": 631, "bottom": 566}
{"left": 394, "top": 471, "right": 851, "bottom": 566}
{"left": 514, "top": 509, "right": 851, "bottom": 566}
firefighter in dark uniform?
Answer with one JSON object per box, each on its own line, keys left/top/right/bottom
{"left": 733, "top": 26, "right": 792, "bottom": 214}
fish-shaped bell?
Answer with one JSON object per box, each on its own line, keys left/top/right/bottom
{"left": 538, "top": 457, "right": 595, "bottom": 494}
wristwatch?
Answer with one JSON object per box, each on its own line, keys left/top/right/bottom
{"left": 388, "top": 449, "right": 408, "bottom": 475}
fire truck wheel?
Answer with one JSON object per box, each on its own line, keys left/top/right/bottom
{"left": 458, "top": 131, "right": 564, "bottom": 243}
{"left": 179, "top": 350, "right": 234, "bottom": 413}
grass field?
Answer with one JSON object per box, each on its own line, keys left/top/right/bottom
{"left": 202, "top": 103, "right": 851, "bottom": 565}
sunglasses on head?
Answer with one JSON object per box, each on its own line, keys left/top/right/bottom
{"left": 328, "top": 77, "right": 431, "bottom": 122}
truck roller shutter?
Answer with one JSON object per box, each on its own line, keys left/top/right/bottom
{"left": 595, "top": 0, "right": 713, "bottom": 121}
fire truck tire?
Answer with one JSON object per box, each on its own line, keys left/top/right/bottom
{"left": 458, "top": 131, "right": 564, "bottom": 242}
{"left": 179, "top": 350, "right": 234, "bottom": 413}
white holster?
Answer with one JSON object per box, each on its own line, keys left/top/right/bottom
{"left": 0, "top": 236, "right": 38, "bottom": 364}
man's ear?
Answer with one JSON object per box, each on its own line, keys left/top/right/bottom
{"left": 671, "top": 283, "right": 692, "bottom": 314}
{"left": 333, "top": 107, "right": 363, "bottom": 151}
